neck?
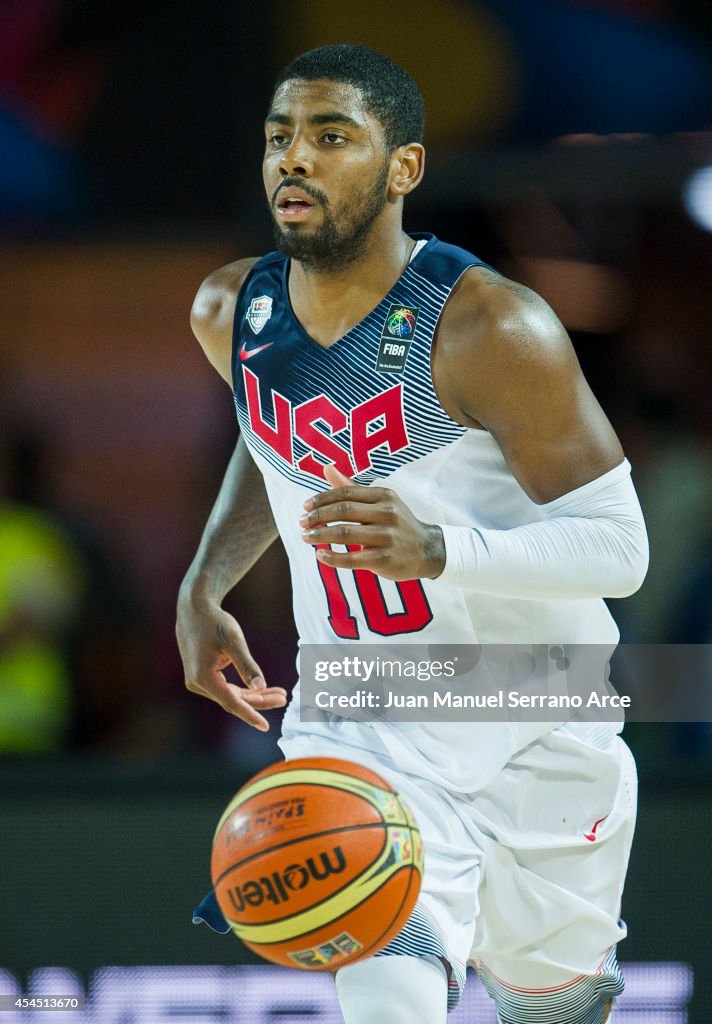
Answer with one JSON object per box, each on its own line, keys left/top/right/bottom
{"left": 288, "top": 223, "right": 415, "bottom": 333}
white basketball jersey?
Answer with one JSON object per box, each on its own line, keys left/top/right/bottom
{"left": 232, "top": 234, "right": 620, "bottom": 791}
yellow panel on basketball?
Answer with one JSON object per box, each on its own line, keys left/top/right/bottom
{"left": 211, "top": 756, "right": 422, "bottom": 970}
{"left": 213, "top": 763, "right": 411, "bottom": 838}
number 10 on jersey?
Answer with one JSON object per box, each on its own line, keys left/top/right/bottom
{"left": 315, "top": 544, "right": 433, "bottom": 638}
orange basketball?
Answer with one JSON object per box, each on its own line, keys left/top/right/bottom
{"left": 211, "top": 756, "right": 423, "bottom": 970}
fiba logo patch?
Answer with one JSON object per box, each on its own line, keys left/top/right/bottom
{"left": 376, "top": 304, "right": 420, "bottom": 373}
{"left": 388, "top": 828, "right": 413, "bottom": 865}
{"left": 386, "top": 307, "right": 417, "bottom": 338}
{"left": 246, "top": 295, "right": 273, "bottom": 335}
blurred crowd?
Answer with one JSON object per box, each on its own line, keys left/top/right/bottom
{"left": 0, "top": 407, "right": 149, "bottom": 754}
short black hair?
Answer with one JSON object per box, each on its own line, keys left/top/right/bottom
{"left": 272, "top": 44, "right": 425, "bottom": 152}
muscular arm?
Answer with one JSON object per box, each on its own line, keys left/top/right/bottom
{"left": 432, "top": 266, "right": 624, "bottom": 501}
{"left": 176, "top": 259, "right": 286, "bottom": 729}
{"left": 431, "top": 269, "right": 647, "bottom": 596}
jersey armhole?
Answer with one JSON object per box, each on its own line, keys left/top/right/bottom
{"left": 427, "top": 262, "right": 484, "bottom": 430}
{"left": 230, "top": 259, "right": 262, "bottom": 395}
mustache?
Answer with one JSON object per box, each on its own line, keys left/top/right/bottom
{"left": 271, "top": 179, "right": 328, "bottom": 208}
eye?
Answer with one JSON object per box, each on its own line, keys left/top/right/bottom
{"left": 322, "top": 132, "right": 347, "bottom": 145}
{"left": 268, "top": 132, "right": 290, "bottom": 147}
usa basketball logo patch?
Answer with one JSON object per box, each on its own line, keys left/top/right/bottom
{"left": 376, "top": 304, "right": 419, "bottom": 373}
{"left": 246, "top": 295, "right": 273, "bottom": 335}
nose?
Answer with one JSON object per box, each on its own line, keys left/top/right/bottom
{"left": 278, "top": 135, "right": 313, "bottom": 178}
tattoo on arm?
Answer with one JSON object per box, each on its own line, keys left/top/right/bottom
{"left": 183, "top": 437, "right": 279, "bottom": 601}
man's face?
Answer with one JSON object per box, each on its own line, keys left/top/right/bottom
{"left": 263, "top": 79, "right": 393, "bottom": 272}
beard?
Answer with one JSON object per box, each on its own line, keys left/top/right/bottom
{"left": 269, "top": 160, "right": 391, "bottom": 274}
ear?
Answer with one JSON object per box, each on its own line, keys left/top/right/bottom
{"left": 389, "top": 143, "right": 425, "bottom": 197}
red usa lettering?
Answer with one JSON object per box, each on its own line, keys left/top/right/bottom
{"left": 243, "top": 366, "right": 408, "bottom": 480}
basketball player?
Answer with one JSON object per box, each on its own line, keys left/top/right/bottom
{"left": 177, "top": 45, "right": 648, "bottom": 1024}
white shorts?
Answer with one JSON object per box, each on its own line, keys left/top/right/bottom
{"left": 280, "top": 723, "right": 637, "bottom": 1017}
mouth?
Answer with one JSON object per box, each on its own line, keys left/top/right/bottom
{"left": 275, "top": 187, "right": 318, "bottom": 221}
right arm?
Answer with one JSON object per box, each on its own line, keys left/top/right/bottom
{"left": 176, "top": 260, "right": 287, "bottom": 730}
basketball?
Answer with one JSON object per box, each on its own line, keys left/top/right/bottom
{"left": 211, "top": 756, "right": 423, "bottom": 970}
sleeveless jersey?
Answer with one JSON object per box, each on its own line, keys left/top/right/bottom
{"left": 232, "top": 233, "right": 620, "bottom": 791}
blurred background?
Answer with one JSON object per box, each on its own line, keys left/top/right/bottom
{"left": 0, "top": 0, "right": 711, "bottom": 1020}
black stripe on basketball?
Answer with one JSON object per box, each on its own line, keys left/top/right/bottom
{"left": 218, "top": 825, "right": 389, "bottom": 930}
{"left": 244, "top": 840, "right": 422, "bottom": 950}
{"left": 213, "top": 821, "right": 387, "bottom": 888}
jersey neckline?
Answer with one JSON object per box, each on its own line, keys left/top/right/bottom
{"left": 280, "top": 232, "right": 436, "bottom": 354}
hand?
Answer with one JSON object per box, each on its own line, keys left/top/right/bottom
{"left": 299, "top": 464, "right": 445, "bottom": 581}
{"left": 176, "top": 595, "right": 287, "bottom": 731}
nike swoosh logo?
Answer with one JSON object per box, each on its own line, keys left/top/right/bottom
{"left": 239, "top": 341, "right": 274, "bottom": 362}
{"left": 583, "top": 814, "right": 609, "bottom": 842}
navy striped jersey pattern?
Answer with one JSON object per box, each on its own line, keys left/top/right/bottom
{"left": 231, "top": 234, "right": 487, "bottom": 490}
{"left": 477, "top": 946, "right": 624, "bottom": 1023}
{"left": 375, "top": 900, "right": 466, "bottom": 1012}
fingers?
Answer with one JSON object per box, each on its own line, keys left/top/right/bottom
{"left": 229, "top": 684, "right": 289, "bottom": 732}
{"left": 323, "top": 463, "right": 353, "bottom": 489}
{"left": 302, "top": 523, "right": 390, "bottom": 549}
{"left": 193, "top": 671, "right": 288, "bottom": 731}
{"left": 300, "top": 498, "right": 398, "bottom": 531}
{"left": 179, "top": 601, "right": 287, "bottom": 730}
{"left": 215, "top": 618, "right": 266, "bottom": 689}
{"left": 304, "top": 482, "right": 392, "bottom": 514}
{"left": 314, "top": 546, "right": 389, "bottom": 571}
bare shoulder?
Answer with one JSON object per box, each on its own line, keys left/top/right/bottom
{"left": 434, "top": 263, "right": 622, "bottom": 499}
{"left": 434, "top": 264, "right": 579, "bottom": 424}
{"left": 190, "top": 257, "right": 260, "bottom": 384}
{"left": 440, "top": 264, "right": 572, "bottom": 359}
